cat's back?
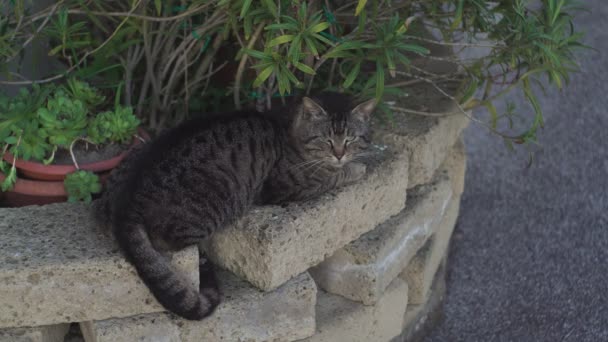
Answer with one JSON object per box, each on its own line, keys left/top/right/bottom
{"left": 98, "top": 110, "right": 284, "bottom": 223}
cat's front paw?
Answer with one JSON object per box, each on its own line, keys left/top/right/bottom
{"left": 346, "top": 162, "right": 367, "bottom": 183}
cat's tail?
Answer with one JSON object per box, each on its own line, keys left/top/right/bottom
{"left": 113, "top": 220, "right": 220, "bottom": 320}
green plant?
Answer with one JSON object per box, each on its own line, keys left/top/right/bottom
{"left": 0, "top": 0, "right": 587, "bottom": 150}
{"left": 0, "top": 79, "right": 139, "bottom": 201}
{"left": 63, "top": 170, "right": 102, "bottom": 203}
{"left": 38, "top": 90, "right": 88, "bottom": 147}
{"left": 88, "top": 106, "right": 141, "bottom": 145}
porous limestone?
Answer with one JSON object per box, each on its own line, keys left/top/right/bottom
{"left": 81, "top": 272, "right": 316, "bottom": 342}
{"left": 400, "top": 197, "right": 458, "bottom": 305}
{"left": 309, "top": 175, "right": 452, "bottom": 305}
{"left": 0, "top": 323, "right": 69, "bottom": 342}
{"left": 206, "top": 146, "right": 410, "bottom": 291}
{"left": 309, "top": 142, "right": 465, "bottom": 305}
{"left": 0, "top": 204, "right": 198, "bottom": 328}
{"left": 302, "top": 277, "right": 409, "bottom": 342}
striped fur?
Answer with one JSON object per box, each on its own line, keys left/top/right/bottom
{"left": 95, "top": 92, "right": 376, "bottom": 320}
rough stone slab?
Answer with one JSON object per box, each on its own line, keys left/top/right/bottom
{"left": 81, "top": 272, "right": 316, "bottom": 342}
{"left": 400, "top": 141, "right": 465, "bottom": 304}
{"left": 309, "top": 174, "right": 453, "bottom": 305}
{"left": 309, "top": 141, "right": 465, "bottom": 305}
{"left": 0, "top": 203, "right": 198, "bottom": 328}
{"left": 442, "top": 138, "right": 466, "bottom": 197}
{"left": 0, "top": 324, "right": 69, "bottom": 342}
{"left": 374, "top": 107, "right": 468, "bottom": 190}
{"left": 401, "top": 197, "right": 460, "bottom": 305}
{"left": 302, "top": 277, "right": 408, "bottom": 342}
{"left": 391, "top": 260, "right": 447, "bottom": 342}
{"left": 203, "top": 48, "right": 466, "bottom": 292}
{"left": 206, "top": 146, "right": 409, "bottom": 291}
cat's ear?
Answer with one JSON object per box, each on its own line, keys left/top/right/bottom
{"left": 301, "top": 97, "right": 327, "bottom": 120}
{"left": 351, "top": 98, "right": 377, "bottom": 122}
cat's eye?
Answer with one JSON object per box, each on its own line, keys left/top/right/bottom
{"left": 345, "top": 137, "right": 357, "bottom": 145}
{"left": 326, "top": 139, "right": 334, "bottom": 146}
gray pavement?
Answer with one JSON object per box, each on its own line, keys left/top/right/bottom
{"left": 425, "top": 2, "right": 608, "bottom": 342}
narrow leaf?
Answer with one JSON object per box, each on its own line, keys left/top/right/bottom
{"left": 240, "top": 0, "right": 253, "bottom": 18}
{"left": 294, "top": 62, "right": 316, "bottom": 75}
{"left": 268, "top": 35, "right": 295, "bottom": 47}
{"left": 154, "top": 0, "right": 162, "bottom": 15}
{"left": 252, "top": 66, "right": 275, "bottom": 88}
{"left": 309, "top": 22, "right": 331, "bottom": 33}
{"left": 343, "top": 62, "right": 361, "bottom": 89}
{"left": 355, "top": 0, "right": 368, "bottom": 16}
{"left": 375, "top": 62, "right": 385, "bottom": 101}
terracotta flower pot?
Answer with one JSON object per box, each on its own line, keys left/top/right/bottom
{"left": 0, "top": 129, "right": 149, "bottom": 207}
{"left": 2, "top": 129, "right": 149, "bottom": 181}
{"left": 0, "top": 172, "right": 111, "bottom": 207}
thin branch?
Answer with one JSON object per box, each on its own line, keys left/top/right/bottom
{"left": 25, "top": 2, "right": 212, "bottom": 23}
{"left": 388, "top": 105, "right": 459, "bottom": 117}
{"left": 5, "top": 1, "right": 62, "bottom": 64}
{"left": 403, "top": 35, "right": 502, "bottom": 48}
{"left": 234, "top": 21, "right": 266, "bottom": 109}
{"left": 0, "top": 0, "right": 143, "bottom": 85}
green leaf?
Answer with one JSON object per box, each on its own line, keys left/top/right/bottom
{"left": 240, "top": 0, "right": 253, "bottom": 18}
{"left": 243, "top": 49, "right": 273, "bottom": 61}
{"left": 385, "top": 50, "right": 396, "bottom": 78}
{"left": 304, "top": 36, "right": 319, "bottom": 58}
{"left": 260, "top": 0, "right": 278, "bottom": 18}
{"left": 355, "top": 0, "right": 368, "bottom": 16}
{"left": 375, "top": 62, "right": 385, "bottom": 101}
{"left": 294, "top": 62, "right": 315, "bottom": 75}
{"left": 460, "top": 79, "right": 479, "bottom": 104}
{"left": 483, "top": 101, "right": 499, "bottom": 129}
{"left": 309, "top": 22, "right": 330, "bottom": 33}
{"left": 265, "top": 23, "right": 297, "bottom": 31}
{"left": 288, "top": 34, "right": 302, "bottom": 62}
{"left": 253, "top": 66, "right": 275, "bottom": 88}
{"left": 398, "top": 44, "right": 430, "bottom": 55}
{"left": 268, "top": 35, "right": 295, "bottom": 47}
{"left": 1, "top": 166, "right": 16, "bottom": 192}
{"left": 312, "top": 33, "right": 335, "bottom": 46}
{"left": 343, "top": 62, "right": 361, "bottom": 89}
{"left": 154, "top": 0, "right": 162, "bottom": 15}
{"left": 4, "top": 136, "right": 17, "bottom": 144}
{"left": 451, "top": 0, "right": 464, "bottom": 29}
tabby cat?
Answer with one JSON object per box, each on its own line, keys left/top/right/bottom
{"left": 95, "top": 92, "right": 376, "bottom": 320}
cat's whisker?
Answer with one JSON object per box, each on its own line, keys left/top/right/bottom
{"left": 289, "top": 158, "right": 324, "bottom": 171}
{"left": 294, "top": 159, "right": 326, "bottom": 173}
{"left": 309, "top": 158, "right": 332, "bottom": 179}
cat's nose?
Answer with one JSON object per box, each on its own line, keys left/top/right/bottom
{"left": 333, "top": 146, "right": 345, "bottom": 160}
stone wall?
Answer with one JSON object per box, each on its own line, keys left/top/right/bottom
{"left": 0, "top": 54, "right": 468, "bottom": 341}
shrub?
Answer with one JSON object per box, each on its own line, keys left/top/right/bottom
{"left": 0, "top": 0, "right": 587, "bottom": 149}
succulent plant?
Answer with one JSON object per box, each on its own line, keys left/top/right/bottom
{"left": 63, "top": 170, "right": 102, "bottom": 203}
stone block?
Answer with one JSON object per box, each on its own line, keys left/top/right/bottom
{"left": 309, "top": 174, "right": 453, "bottom": 305}
{"left": 206, "top": 147, "right": 410, "bottom": 291}
{"left": 391, "top": 259, "right": 447, "bottom": 342}
{"left": 374, "top": 108, "right": 468, "bottom": 190}
{"left": 401, "top": 198, "right": 460, "bottom": 305}
{"left": 0, "top": 203, "right": 198, "bottom": 328}
{"left": 0, "top": 324, "right": 69, "bottom": 342}
{"left": 310, "top": 141, "right": 464, "bottom": 305}
{"left": 442, "top": 138, "right": 466, "bottom": 196}
{"left": 400, "top": 140, "right": 465, "bottom": 305}
{"left": 302, "top": 277, "right": 409, "bottom": 342}
{"left": 81, "top": 271, "right": 316, "bottom": 342}
{"left": 206, "top": 110, "right": 466, "bottom": 293}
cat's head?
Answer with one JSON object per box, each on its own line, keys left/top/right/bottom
{"left": 291, "top": 92, "right": 376, "bottom": 168}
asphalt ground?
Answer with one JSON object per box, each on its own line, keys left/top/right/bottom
{"left": 425, "top": 2, "right": 608, "bottom": 341}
